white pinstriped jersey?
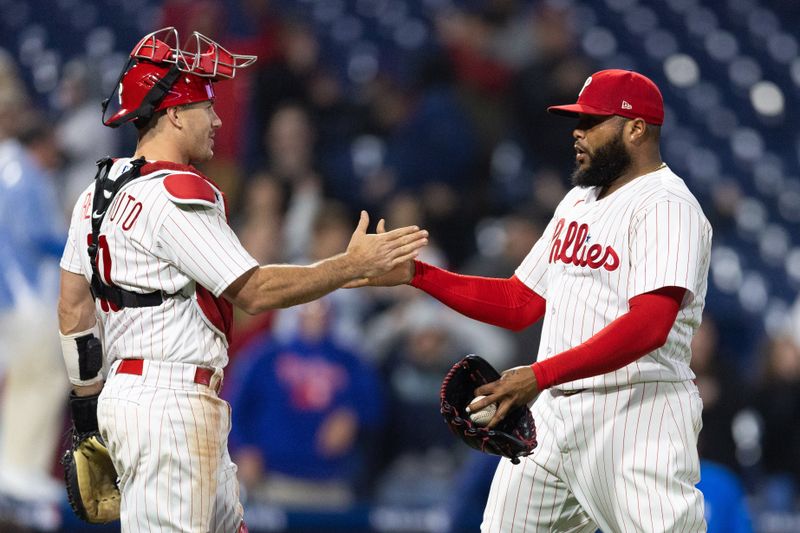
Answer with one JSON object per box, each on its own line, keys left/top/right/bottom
{"left": 516, "top": 166, "right": 712, "bottom": 390}
{"left": 60, "top": 158, "right": 258, "bottom": 369}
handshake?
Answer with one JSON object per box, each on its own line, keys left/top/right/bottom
{"left": 343, "top": 211, "right": 428, "bottom": 288}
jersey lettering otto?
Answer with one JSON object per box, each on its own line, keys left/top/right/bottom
{"left": 60, "top": 158, "right": 258, "bottom": 369}
{"left": 515, "top": 166, "right": 712, "bottom": 389}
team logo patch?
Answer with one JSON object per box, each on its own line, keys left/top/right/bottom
{"left": 549, "top": 218, "right": 619, "bottom": 271}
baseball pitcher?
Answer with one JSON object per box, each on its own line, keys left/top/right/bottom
{"left": 357, "top": 69, "right": 712, "bottom": 532}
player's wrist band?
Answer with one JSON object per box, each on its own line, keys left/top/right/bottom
{"left": 60, "top": 326, "right": 105, "bottom": 387}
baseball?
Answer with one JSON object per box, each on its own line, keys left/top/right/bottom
{"left": 468, "top": 395, "right": 497, "bottom": 426}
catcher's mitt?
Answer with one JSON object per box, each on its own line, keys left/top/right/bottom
{"left": 440, "top": 355, "right": 537, "bottom": 464}
{"left": 62, "top": 392, "right": 120, "bottom": 524}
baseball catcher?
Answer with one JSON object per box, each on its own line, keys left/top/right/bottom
{"left": 440, "top": 355, "right": 537, "bottom": 464}
{"left": 57, "top": 24, "right": 427, "bottom": 533}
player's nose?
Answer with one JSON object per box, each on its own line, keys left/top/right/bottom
{"left": 211, "top": 108, "right": 222, "bottom": 129}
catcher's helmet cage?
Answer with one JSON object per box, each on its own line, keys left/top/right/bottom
{"left": 102, "top": 27, "right": 256, "bottom": 128}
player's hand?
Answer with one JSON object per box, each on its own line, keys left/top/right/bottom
{"left": 344, "top": 218, "right": 417, "bottom": 288}
{"left": 472, "top": 365, "right": 540, "bottom": 429}
{"left": 345, "top": 211, "right": 427, "bottom": 280}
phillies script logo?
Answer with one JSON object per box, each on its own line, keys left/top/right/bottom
{"left": 549, "top": 218, "right": 620, "bottom": 271}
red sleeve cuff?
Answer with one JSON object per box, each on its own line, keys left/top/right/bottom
{"left": 530, "top": 362, "right": 552, "bottom": 390}
{"left": 410, "top": 260, "right": 426, "bottom": 287}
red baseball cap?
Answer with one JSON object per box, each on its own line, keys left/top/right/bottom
{"left": 548, "top": 69, "right": 664, "bottom": 125}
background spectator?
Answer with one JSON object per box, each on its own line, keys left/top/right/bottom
{"left": 751, "top": 334, "right": 800, "bottom": 511}
{"left": 691, "top": 314, "right": 749, "bottom": 473}
{"left": 698, "top": 460, "right": 755, "bottom": 533}
{"left": 54, "top": 59, "right": 119, "bottom": 217}
{"left": 228, "top": 297, "right": 384, "bottom": 510}
{"left": 0, "top": 58, "right": 67, "bottom": 530}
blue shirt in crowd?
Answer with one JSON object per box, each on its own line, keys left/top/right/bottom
{"left": 698, "top": 459, "right": 754, "bottom": 533}
{"left": 229, "top": 334, "right": 384, "bottom": 481}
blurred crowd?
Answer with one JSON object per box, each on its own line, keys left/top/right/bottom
{"left": 0, "top": 0, "right": 799, "bottom": 531}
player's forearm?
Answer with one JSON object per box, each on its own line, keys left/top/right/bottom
{"left": 531, "top": 286, "right": 685, "bottom": 389}
{"left": 227, "top": 254, "right": 361, "bottom": 313}
{"left": 58, "top": 270, "right": 97, "bottom": 334}
{"left": 410, "top": 261, "right": 546, "bottom": 330}
{"left": 59, "top": 270, "right": 105, "bottom": 391}
{"left": 58, "top": 300, "right": 96, "bottom": 334}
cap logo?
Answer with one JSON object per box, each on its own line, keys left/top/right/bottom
{"left": 578, "top": 76, "right": 592, "bottom": 97}
{"left": 621, "top": 100, "right": 632, "bottom": 110}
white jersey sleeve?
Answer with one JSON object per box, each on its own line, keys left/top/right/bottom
{"left": 155, "top": 202, "right": 258, "bottom": 297}
{"left": 627, "top": 199, "right": 712, "bottom": 305}
{"left": 60, "top": 185, "right": 93, "bottom": 275}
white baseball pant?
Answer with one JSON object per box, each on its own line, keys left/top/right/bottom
{"left": 98, "top": 359, "right": 244, "bottom": 533}
{"left": 482, "top": 381, "right": 706, "bottom": 532}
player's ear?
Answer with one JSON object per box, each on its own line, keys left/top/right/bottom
{"left": 165, "top": 106, "right": 183, "bottom": 130}
{"left": 626, "top": 118, "right": 648, "bottom": 145}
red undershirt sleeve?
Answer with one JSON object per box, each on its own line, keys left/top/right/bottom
{"left": 409, "top": 261, "right": 546, "bottom": 331}
{"left": 531, "top": 286, "right": 686, "bottom": 389}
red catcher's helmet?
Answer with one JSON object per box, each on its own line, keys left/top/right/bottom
{"left": 102, "top": 27, "right": 256, "bottom": 128}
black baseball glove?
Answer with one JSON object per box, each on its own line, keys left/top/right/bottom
{"left": 62, "top": 392, "right": 120, "bottom": 524}
{"left": 440, "top": 355, "right": 537, "bottom": 464}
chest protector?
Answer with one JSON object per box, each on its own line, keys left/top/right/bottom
{"left": 88, "top": 157, "right": 165, "bottom": 309}
{"left": 88, "top": 157, "right": 234, "bottom": 342}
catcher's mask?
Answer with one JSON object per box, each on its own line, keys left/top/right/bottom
{"left": 102, "top": 27, "right": 256, "bottom": 128}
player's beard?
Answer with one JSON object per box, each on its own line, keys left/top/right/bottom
{"left": 570, "top": 131, "right": 632, "bottom": 188}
